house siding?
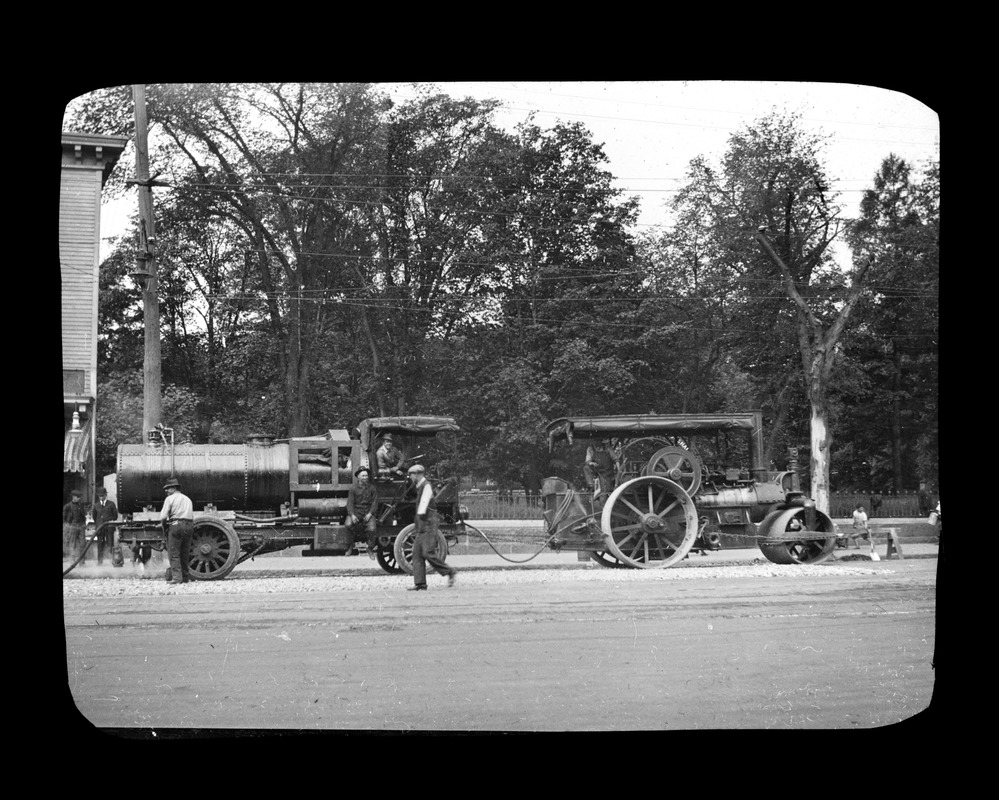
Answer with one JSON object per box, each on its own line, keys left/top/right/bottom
{"left": 60, "top": 167, "right": 101, "bottom": 397}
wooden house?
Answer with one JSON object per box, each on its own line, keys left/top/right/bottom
{"left": 61, "top": 131, "right": 128, "bottom": 505}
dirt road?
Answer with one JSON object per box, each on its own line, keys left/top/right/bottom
{"left": 63, "top": 553, "right": 939, "bottom": 732}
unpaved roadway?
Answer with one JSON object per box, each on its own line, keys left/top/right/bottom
{"left": 62, "top": 550, "right": 940, "bottom": 732}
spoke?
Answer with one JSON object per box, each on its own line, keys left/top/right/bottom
{"left": 610, "top": 522, "right": 642, "bottom": 535}
{"left": 625, "top": 531, "right": 650, "bottom": 560}
{"left": 654, "top": 499, "right": 680, "bottom": 519}
{"left": 610, "top": 505, "right": 637, "bottom": 521}
{"left": 619, "top": 496, "right": 645, "bottom": 517}
{"left": 614, "top": 529, "right": 640, "bottom": 550}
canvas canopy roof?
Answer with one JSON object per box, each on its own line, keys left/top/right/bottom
{"left": 546, "top": 412, "right": 765, "bottom": 462}
{"left": 354, "top": 416, "right": 460, "bottom": 452}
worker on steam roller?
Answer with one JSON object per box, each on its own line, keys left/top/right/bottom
{"left": 585, "top": 439, "right": 619, "bottom": 506}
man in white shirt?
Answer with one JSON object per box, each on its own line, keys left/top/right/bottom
{"left": 852, "top": 503, "right": 877, "bottom": 558}
{"left": 407, "top": 464, "right": 456, "bottom": 591}
{"left": 160, "top": 476, "right": 194, "bottom": 584}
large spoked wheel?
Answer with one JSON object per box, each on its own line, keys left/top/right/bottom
{"left": 644, "top": 446, "right": 702, "bottom": 496}
{"left": 189, "top": 520, "right": 240, "bottom": 581}
{"left": 757, "top": 507, "right": 837, "bottom": 565}
{"left": 376, "top": 541, "right": 404, "bottom": 574}
{"left": 617, "top": 437, "right": 670, "bottom": 483}
{"left": 588, "top": 551, "right": 630, "bottom": 568}
{"left": 393, "top": 524, "right": 448, "bottom": 576}
{"left": 600, "top": 476, "right": 699, "bottom": 568}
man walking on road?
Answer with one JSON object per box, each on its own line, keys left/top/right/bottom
{"left": 407, "top": 464, "right": 456, "bottom": 591}
{"left": 160, "top": 477, "right": 194, "bottom": 584}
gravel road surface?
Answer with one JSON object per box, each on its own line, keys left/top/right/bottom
{"left": 63, "top": 546, "right": 940, "bottom": 733}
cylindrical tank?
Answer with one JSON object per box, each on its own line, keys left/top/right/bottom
{"left": 116, "top": 440, "right": 331, "bottom": 513}
{"left": 695, "top": 482, "right": 787, "bottom": 522}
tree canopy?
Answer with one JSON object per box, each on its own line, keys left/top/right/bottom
{"left": 65, "top": 84, "right": 938, "bottom": 497}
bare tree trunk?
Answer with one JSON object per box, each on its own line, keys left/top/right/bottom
{"left": 755, "top": 233, "right": 872, "bottom": 514}
{"left": 808, "top": 386, "right": 832, "bottom": 513}
{"left": 890, "top": 339, "right": 904, "bottom": 492}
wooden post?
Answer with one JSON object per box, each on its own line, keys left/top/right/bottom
{"left": 885, "top": 528, "right": 904, "bottom": 560}
{"left": 132, "top": 84, "right": 161, "bottom": 442}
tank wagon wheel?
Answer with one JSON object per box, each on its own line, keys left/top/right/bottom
{"left": 644, "top": 446, "right": 703, "bottom": 496}
{"left": 393, "top": 524, "right": 449, "bottom": 576}
{"left": 376, "top": 545, "right": 404, "bottom": 574}
{"left": 588, "top": 551, "right": 629, "bottom": 568}
{"left": 600, "top": 476, "right": 699, "bottom": 569}
{"left": 188, "top": 519, "right": 241, "bottom": 580}
{"left": 757, "top": 507, "right": 837, "bottom": 565}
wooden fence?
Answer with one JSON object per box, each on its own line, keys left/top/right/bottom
{"left": 459, "top": 490, "right": 927, "bottom": 521}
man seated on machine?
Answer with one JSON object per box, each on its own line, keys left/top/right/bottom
{"left": 585, "top": 439, "right": 620, "bottom": 507}
{"left": 376, "top": 433, "right": 406, "bottom": 479}
{"left": 347, "top": 466, "right": 381, "bottom": 559}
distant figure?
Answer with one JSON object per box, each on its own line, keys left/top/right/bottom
{"left": 376, "top": 433, "right": 405, "bottom": 478}
{"left": 62, "top": 489, "right": 86, "bottom": 563}
{"left": 91, "top": 487, "right": 119, "bottom": 566}
{"left": 917, "top": 482, "right": 932, "bottom": 516}
{"left": 853, "top": 503, "right": 876, "bottom": 557}
{"left": 160, "top": 477, "right": 194, "bottom": 584}
{"left": 869, "top": 493, "right": 883, "bottom": 518}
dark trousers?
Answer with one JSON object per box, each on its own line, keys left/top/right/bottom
{"left": 63, "top": 523, "right": 85, "bottom": 561}
{"left": 96, "top": 525, "right": 115, "bottom": 564}
{"left": 166, "top": 520, "right": 193, "bottom": 582}
{"left": 349, "top": 514, "right": 378, "bottom": 548}
{"left": 412, "top": 511, "right": 454, "bottom": 587}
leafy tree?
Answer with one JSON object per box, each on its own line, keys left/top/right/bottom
{"left": 836, "top": 155, "right": 939, "bottom": 492}
{"left": 641, "top": 111, "right": 870, "bottom": 510}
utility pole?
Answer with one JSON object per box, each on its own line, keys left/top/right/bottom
{"left": 131, "top": 84, "right": 161, "bottom": 441}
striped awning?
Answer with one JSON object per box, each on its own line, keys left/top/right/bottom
{"left": 63, "top": 423, "right": 92, "bottom": 473}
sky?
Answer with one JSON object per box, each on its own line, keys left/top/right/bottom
{"left": 98, "top": 80, "right": 940, "bottom": 258}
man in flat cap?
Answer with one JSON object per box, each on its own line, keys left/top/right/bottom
{"left": 406, "top": 463, "right": 457, "bottom": 591}
{"left": 160, "top": 477, "right": 194, "bottom": 584}
{"left": 376, "top": 433, "right": 405, "bottom": 478}
{"left": 62, "top": 489, "right": 87, "bottom": 563}
{"left": 347, "top": 466, "right": 381, "bottom": 559}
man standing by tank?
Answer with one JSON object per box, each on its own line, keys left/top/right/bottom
{"left": 347, "top": 467, "right": 381, "bottom": 559}
{"left": 90, "top": 486, "right": 119, "bottom": 566}
{"left": 62, "top": 489, "right": 87, "bottom": 563}
{"left": 160, "top": 476, "right": 194, "bottom": 584}
{"left": 407, "top": 463, "right": 456, "bottom": 591}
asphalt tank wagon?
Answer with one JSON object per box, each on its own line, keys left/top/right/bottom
{"left": 540, "top": 412, "right": 838, "bottom": 567}
{"left": 104, "top": 416, "right": 468, "bottom": 580}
